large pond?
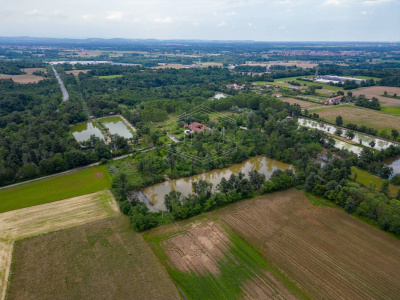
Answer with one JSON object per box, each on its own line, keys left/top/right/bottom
{"left": 135, "top": 155, "right": 293, "bottom": 211}
{"left": 70, "top": 122, "right": 104, "bottom": 142}
{"left": 298, "top": 118, "right": 394, "bottom": 151}
{"left": 99, "top": 116, "right": 134, "bottom": 139}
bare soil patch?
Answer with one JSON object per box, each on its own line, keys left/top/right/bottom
{"left": 281, "top": 97, "right": 319, "bottom": 108}
{"left": 66, "top": 69, "right": 90, "bottom": 75}
{"left": 93, "top": 172, "right": 104, "bottom": 179}
{"left": 7, "top": 216, "right": 180, "bottom": 300}
{"left": 352, "top": 86, "right": 400, "bottom": 107}
{"left": 22, "top": 68, "right": 46, "bottom": 75}
{"left": 162, "top": 220, "right": 230, "bottom": 275}
{"left": 219, "top": 189, "right": 400, "bottom": 300}
{"left": 0, "top": 74, "right": 44, "bottom": 84}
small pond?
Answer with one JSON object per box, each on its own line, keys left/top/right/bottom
{"left": 70, "top": 122, "right": 104, "bottom": 142}
{"left": 99, "top": 116, "right": 134, "bottom": 139}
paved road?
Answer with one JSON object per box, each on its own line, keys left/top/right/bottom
{"left": 52, "top": 66, "right": 69, "bottom": 101}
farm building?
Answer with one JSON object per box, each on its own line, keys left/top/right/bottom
{"left": 315, "top": 75, "right": 364, "bottom": 85}
{"left": 324, "top": 95, "right": 343, "bottom": 105}
{"left": 275, "top": 94, "right": 283, "bottom": 98}
{"left": 184, "top": 122, "right": 212, "bottom": 134}
{"left": 226, "top": 83, "right": 245, "bottom": 90}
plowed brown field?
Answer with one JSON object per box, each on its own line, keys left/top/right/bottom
{"left": 219, "top": 189, "right": 400, "bottom": 300}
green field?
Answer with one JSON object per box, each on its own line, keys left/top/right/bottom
{"left": 0, "top": 165, "right": 111, "bottom": 213}
{"left": 96, "top": 74, "right": 123, "bottom": 79}
{"left": 381, "top": 106, "right": 400, "bottom": 116}
{"left": 351, "top": 166, "right": 399, "bottom": 197}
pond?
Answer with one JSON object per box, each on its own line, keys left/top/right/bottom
{"left": 298, "top": 118, "right": 394, "bottom": 151}
{"left": 333, "top": 138, "right": 363, "bottom": 155}
{"left": 98, "top": 116, "right": 134, "bottom": 139}
{"left": 386, "top": 156, "right": 400, "bottom": 177}
{"left": 70, "top": 122, "right": 104, "bottom": 142}
{"left": 135, "top": 155, "right": 293, "bottom": 211}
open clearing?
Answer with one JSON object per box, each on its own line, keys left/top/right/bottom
{"left": 351, "top": 166, "right": 399, "bottom": 197}
{"left": 0, "top": 190, "right": 119, "bottom": 300}
{"left": 0, "top": 74, "right": 44, "bottom": 83}
{"left": 7, "top": 215, "right": 180, "bottom": 300}
{"left": 352, "top": 86, "right": 400, "bottom": 107}
{"left": 312, "top": 105, "right": 400, "bottom": 132}
{"left": 218, "top": 189, "right": 400, "bottom": 300}
{"left": 146, "top": 219, "right": 298, "bottom": 299}
{"left": 66, "top": 69, "right": 90, "bottom": 75}
{"left": 280, "top": 97, "right": 320, "bottom": 108}
{"left": 0, "top": 165, "right": 111, "bottom": 213}
{"left": 152, "top": 62, "right": 223, "bottom": 69}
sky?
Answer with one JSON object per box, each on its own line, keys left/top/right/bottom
{"left": 0, "top": 0, "right": 399, "bottom": 41}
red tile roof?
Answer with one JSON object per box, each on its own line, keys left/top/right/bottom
{"left": 184, "top": 122, "right": 211, "bottom": 133}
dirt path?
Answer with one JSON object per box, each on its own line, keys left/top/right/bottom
{"left": 0, "top": 190, "right": 119, "bottom": 300}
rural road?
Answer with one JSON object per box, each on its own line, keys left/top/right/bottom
{"left": 167, "top": 134, "right": 180, "bottom": 143}
{"left": 52, "top": 66, "right": 69, "bottom": 101}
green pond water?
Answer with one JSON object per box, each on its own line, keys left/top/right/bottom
{"left": 135, "top": 155, "right": 293, "bottom": 211}
{"left": 99, "top": 116, "right": 134, "bottom": 139}
{"left": 70, "top": 122, "right": 104, "bottom": 142}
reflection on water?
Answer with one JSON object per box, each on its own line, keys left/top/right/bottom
{"left": 386, "top": 156, "right": 400, "bottom": 177}
{"left": 99, "top": 116, "right": 134, "bottom": 139}
{"left": 70, "top": 122, "right": 104, "bottom": 142}
{"left": 298, "top": 118, "right": 394, "bottom": 151}
{"left": 137, "top": 155, "right": 292, "bottom": 211}
{"left": 333, "top": 138, "right": 363, "bottom": 155}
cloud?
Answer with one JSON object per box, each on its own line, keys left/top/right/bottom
{"left": 226, "top": 11, "right": 237, "bottom": 16}
{"left": 82, "top": 14, "right": 95, "bottom": 21}
{"left": 26, "top": 9, "right": 40, "bottom": 16}
{"left": 217, "top": 21, "right": 227, "bottom": 27}
{"left": 153, "top": 16, "right": 173, "bottom": 23}
{"left": 105, "top": 11, "right": 125, "bottom": 21}
{"left": 322, "top": 0, "right": 394, "bottom": 6}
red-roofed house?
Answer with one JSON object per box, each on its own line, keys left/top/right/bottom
{"left": 324, "top": 95, "right": 343, "bottom": 105}
{"left": 184, "top": 122, "right": 211, "bottom": 134}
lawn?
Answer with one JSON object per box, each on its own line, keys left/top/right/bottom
{"left": 0, "top": 165, "right": 111, "bottom": 213}
{"left": 7, "top": 216, "right": 180, "bottom": 300}
{"left": 351, "top": 166, "right": 399, "bottom": 197}
{"left": 96, "top": 74, "right": 123, "bottom": 79}
{"left": 381, "top": 106, "right": 400, "bottom": 116}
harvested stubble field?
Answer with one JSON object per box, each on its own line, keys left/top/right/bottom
{"left": 312, "top": 105, "right": 400, "bottom": 132}
{"left": 7, "top": 215, "right": 180, "bottom": 300}
{"left": 0, "top": 74, "right": 44, "bottom": 83}
{"left": 280, "top": 97, "right": 320, "bottom": 109}
{"left": 0, "top": 190, "right": 119, "bottom": 300}
{"left": 146, "top": 219, "right": 299, "bottom": 299}
{"left": 352, "top": 86, "right": 400, "bottom": 107}
{"left": 219, "top": 189, "right": 400, "bottom": 300}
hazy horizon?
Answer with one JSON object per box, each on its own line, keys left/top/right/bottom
{"left": 1, "top": 0, "right": 399, "bottom": 42}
